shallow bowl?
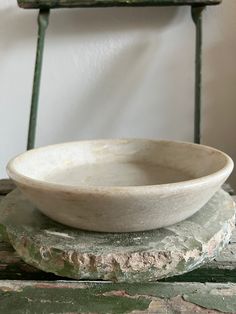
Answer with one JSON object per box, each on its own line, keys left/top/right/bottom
{"left": 7, "top": 139, "right": 233, "bottom": 232}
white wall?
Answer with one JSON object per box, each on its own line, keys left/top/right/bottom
{"left": 1, "top": 0, "right": 236, "bottom": 187}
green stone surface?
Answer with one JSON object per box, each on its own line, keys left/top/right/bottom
{"left": 0, "top": 189, "right": 234, "bottom": 282}
{"left": 17, "top": 0, "right": 221, "bottom": 9}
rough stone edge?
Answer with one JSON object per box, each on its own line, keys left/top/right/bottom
{"left": 5, "top": 209, "right": 235, "bottom": 283}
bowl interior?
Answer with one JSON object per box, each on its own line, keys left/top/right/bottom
{"left": 9, "top": 139, "right": 230, "bottom": 187}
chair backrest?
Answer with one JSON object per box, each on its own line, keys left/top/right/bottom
{"left": 17, "top": 0, "right": 222, "bottom": 9}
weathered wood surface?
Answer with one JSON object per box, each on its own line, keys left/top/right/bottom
{"left": 0, "top": 280, "right": 236, "bottom": 313}
{"left": 17, "top": 0, "right": 222, "bottom": 9}
{"left": 0, "top": 188, "right": 234, "bottom": 282}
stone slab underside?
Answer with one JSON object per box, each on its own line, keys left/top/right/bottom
{"left": 0, "top": 188, "right": 234, "bottom": 282}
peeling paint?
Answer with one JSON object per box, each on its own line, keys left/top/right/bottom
{"left": 0, "top": 281, "right": 236, "bottom": 313}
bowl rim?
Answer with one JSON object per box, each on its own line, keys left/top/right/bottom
{"left": 7, "top": 138, "right": 234, "bottom": 195}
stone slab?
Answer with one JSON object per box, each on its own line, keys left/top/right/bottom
{"left": 0, "top": 189, "right": 235, "bottom": 282}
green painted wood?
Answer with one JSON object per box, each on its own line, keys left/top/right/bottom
{"left": 0, "top": 189, "right": 234, "bottom": 282}
{"left": 0, "top": 281, "right": 235, "bottom": 313}
{"left": 192, "top": 5, "right": 203, "bottom": 144}
{"left": 27, "top": 10, "right": 50, "bottom": 150}
{"left": 18, "top": 0, "right": 221, "bottom": 9}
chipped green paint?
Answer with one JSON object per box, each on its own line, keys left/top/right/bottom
{"left": 17, "top": 0, "right": 222, "bottom": 9}
{"left": 184, "top": 292, "right": 236, "bottom": 313}
{"left": 0, "top": 282, "right": 151, "bottom": 314}
{"left": 0, "top": 281, "right": 235, "bottom": 313}
{"left": 0, "top": 189, "right": 234, "bottom": 282}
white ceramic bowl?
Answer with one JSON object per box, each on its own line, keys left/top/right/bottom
{"left": 7, "top": 139, "right": 233, "bottom": 232}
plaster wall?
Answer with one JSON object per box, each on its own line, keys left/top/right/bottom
{"left": 0, "top": 0, "right": 236, "bottom": 187}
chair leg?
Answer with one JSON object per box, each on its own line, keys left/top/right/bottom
{"left": 191, "top": 5, "right": 205, "bottom": 144}
{"left": 27, "top": 9, "right": 50, "bottom": 150}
